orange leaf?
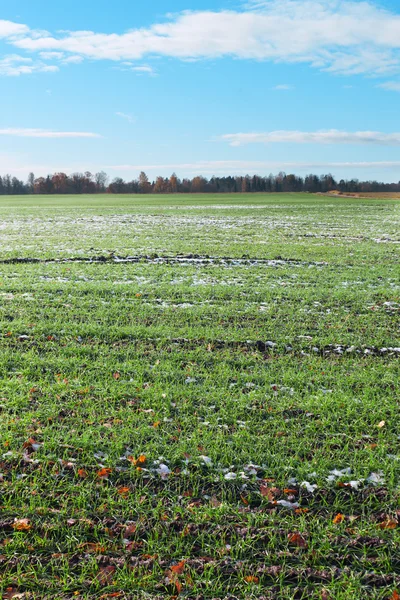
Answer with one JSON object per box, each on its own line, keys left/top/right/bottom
{"left": 244, "top": 575, "right": 259, "bottom": 583}
{"left": 118, "top": 486, "right": 130, "bottom": 497}
{"left": 171, "top": 560, "right": 185, "bottom": 574}
{"left": 333, "top": 513, "right": 345, "bottom": 524}
{"left": 13, "top": 518, "right": 32, "bottom": 532}
{"left": 389, "top": 592, "right": 400, "bottom": 600}
{"left": 97, "top": 468, "right": 112, "bottom": 478}
{"left": 130, "top": 454, "right": 147, "bottom": 466}
{"left": 287, "top": 532, "right": 307, "bottom": 548}
{"left": 78, "top": 468, "right": 88, "bottom": 478}
{"left": 379, "top": 519, "right": 398, "bottom": 530}
{"left": 153, "top": 421, "right": 161, "bottom": 428}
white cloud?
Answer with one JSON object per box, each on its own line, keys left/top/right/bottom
{"left": 62, "top": 55, "right": 84, "bottom": 64}
{"left": 0, "top": 54, "right": 59, "bottom": 76}
{"left": 105, "top": 160, "right": 400, "bottom": 173}
{"left": 0, "top": 128, "right": 101, "bottom": 138}
{"left": 0, "top": 19, "right": 29, "bottom": 38}
{"left": 273, "top": 84, "right": 294, "bottom": 90}
{"left": 378, "top": 81, "right": 400, "bottom": 92}
{"left": 39, "top": 51, "right": 64, "bottom": 60}
{"left": 131, "top": 65, "right": 155, "bottom": 74}
{"left": 115, "top": 112, "right": 136, "bottom": 123}
{"left": 0, "top": 0, "right": 400, "bottom": 79}
{"left": 221, "top": 130, "right": 400, "bottom": 146}
{"left": 2, "top": 0, "right": 400, "bottom": 93}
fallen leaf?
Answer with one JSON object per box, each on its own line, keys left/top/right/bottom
{"left": 124, "top": 524, "right": 137, "bottom": 537}
{"left": 113, "top": 372, "right": 120, "bottom": 380}
{"left": 77, "top": 468, "right": 88, "bottom": 478}
{"left": 117, "top": 486, "right": 130, "bottom": 497}
{"left": 97, "top": 565, "right": 116, "bottom": 585}
{"left": 287, "top": 532, "right": 307, "bottom": 548}
{"left": 13, "top": 518, "right": 32, "bottom": 532}
{"left": 128, "top": 454, "right": 147, "bottom": 467}
{"left": 171, "top": 560, "right": 185, "bottom": 574}
{"left": 389, "top": 592, "right": 400, "bottom": 600}
{"left": 260, "top": 484, "right": 279, "bottom": 501}
{"left": 379, "top": 519, "right": 398, "bottom": 530}
{"left": 244, "top": 575, "right": 259, "bottom": 583}
{"left": 378, "top": 420, "right": 386, "bottom": 428}
{"left": 333, "top": 513, "right": 345, "bottom": 524}
{"left": 97, "top": 468, "right": 112, "bottom": 478}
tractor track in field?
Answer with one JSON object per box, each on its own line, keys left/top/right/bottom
{"left": 0, "top": 254, "right": 328, "bottom": 267}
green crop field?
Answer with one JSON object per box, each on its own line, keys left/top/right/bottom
{"left": 0, "top": 193, "right": 399, "bottom": 599}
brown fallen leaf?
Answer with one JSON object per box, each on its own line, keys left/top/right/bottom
{"left": 170, "top": 560, "right": 185, "bottom": 574}
{"left": 97, "top": 565, "right": 116, "bottom": 585}
{"left": 260, "top": 484, "right": 279, "bottom": 501}
{"left": 379, "top": 518, "right": 398, "bottom": 530}
{"left": 124, "top": 524, "right": 137, "bottom": 537}
{"left": 117, "top": 486, "right": 130, "bottom": 497}
{"left": 389, "top": 592, "right": 400, "bottom": 600}
{"left": 287, "top": 532, "right": 307, "bottom": 548}
{"left": 77, "top": 468, "right": 88, "bottom": 478}
{"left": 13, "top": 518, "right": 32, "bottom": 532}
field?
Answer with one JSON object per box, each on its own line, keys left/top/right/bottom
{"left": 0, "top": 193, "right": 399, "bottom": 600}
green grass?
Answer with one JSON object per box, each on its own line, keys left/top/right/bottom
{"left": 0, "top": 193, "right": 399, "bottom": 599}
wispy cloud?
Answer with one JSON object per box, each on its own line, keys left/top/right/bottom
{"left": 377, "top": 81, "right": 400, "bottom": 92}
{"left": 115, "top": 112, "right": 136, "bottom": 124}
{"left": 273, "top": 84, "right": 294, "bottom": 90}
{"left": 131, "top": 65, "right": 156, "bottom": 75}
{"left": 2, "top": 1, "right": 400, "bottom": 79}
{"left": 105, "top": 160, "right": 400, "bottom": 174}
{"left": 0, "top": 128, "right": 101, "bottom": 138}
{"left": 221, "top": 130, "right": 400, "bottom": 146}
{"left": 0, "top": 54, "right": 59, "bottom": 76}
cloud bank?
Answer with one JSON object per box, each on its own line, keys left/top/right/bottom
{"left": 1, "top": 1, "right": 400, "bottom": 78}
{"left": 221, "top": 130, "right": 400, "bottom": 146}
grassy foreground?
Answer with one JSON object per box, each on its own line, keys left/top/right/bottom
{"left": 0, "top": 193, "right": 399, "bottom": 599}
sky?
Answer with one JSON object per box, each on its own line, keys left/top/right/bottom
{"left": 1, "top": 0, "right": 400, "bottom": 183}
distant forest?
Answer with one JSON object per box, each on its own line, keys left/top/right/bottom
{"left": 1, "top": 170, "right": 400, "bottom": 195}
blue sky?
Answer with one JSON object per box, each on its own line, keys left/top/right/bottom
{"left": 1, "top": 0, "right": 400, "bottom": 182}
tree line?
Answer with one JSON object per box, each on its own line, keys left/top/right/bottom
{"left": 1, "top": 170, "right": 400, "bottom": 195}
